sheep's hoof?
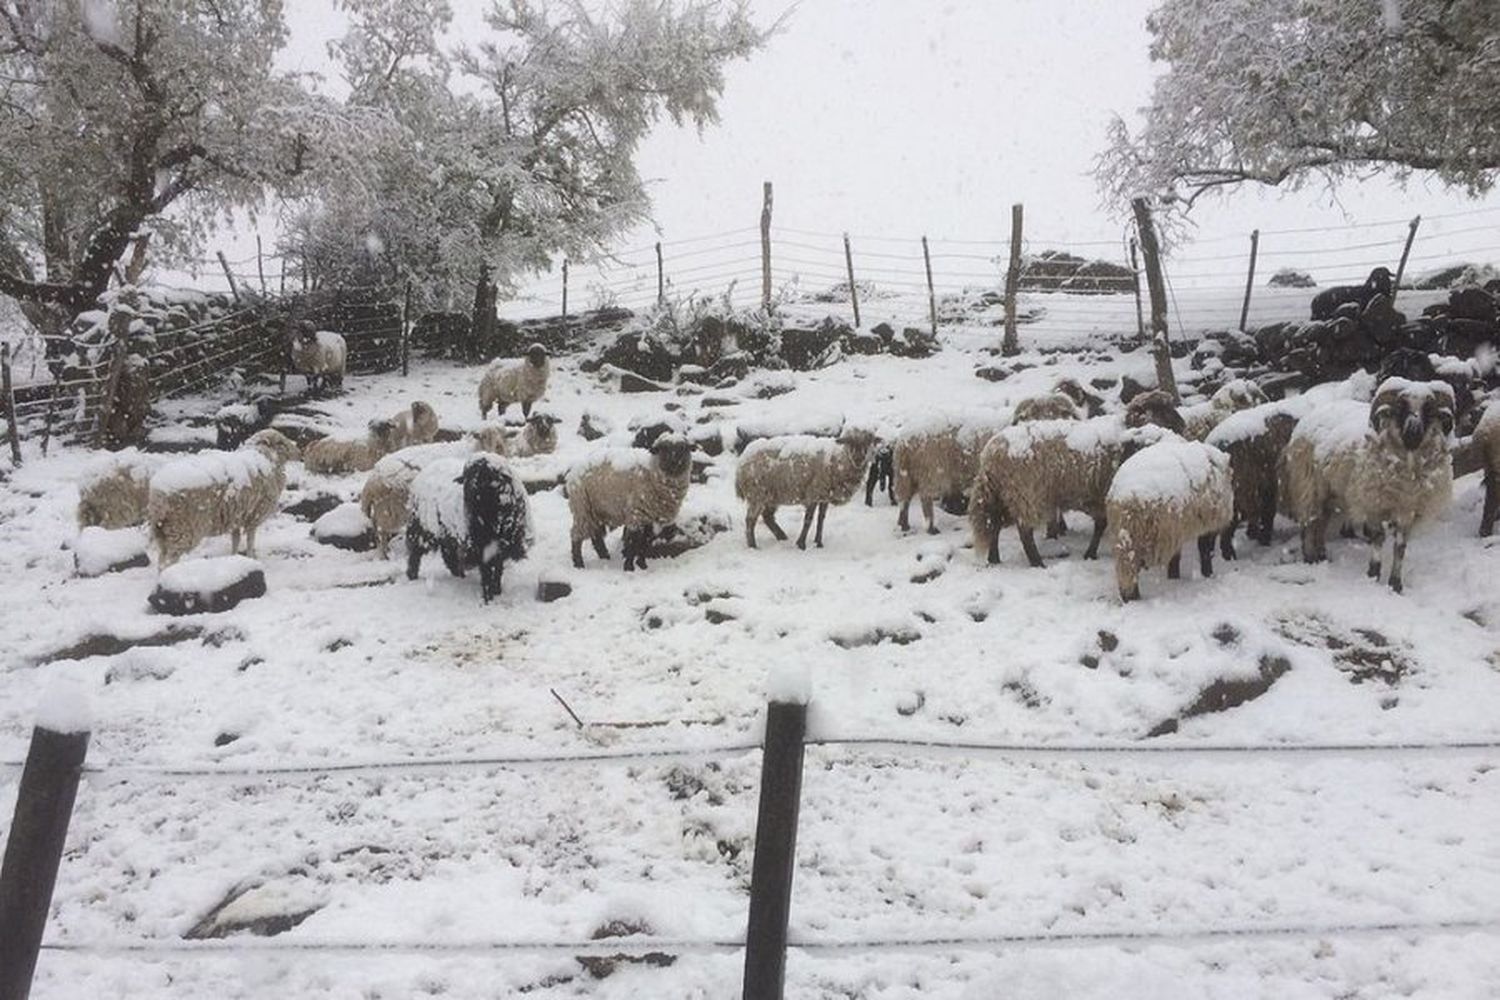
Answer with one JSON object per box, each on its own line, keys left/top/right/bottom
{"left": 571, "top": 557, "right": 584, "bottom": 570}
{"left": 1366, "top": 562, "right": 1381, "bottom": 579}
{"left": 1389, "top": 577, "right": 1403, "bottom": 594}
{"left": 796, "top": 540, "right": 807, "bottom": 551}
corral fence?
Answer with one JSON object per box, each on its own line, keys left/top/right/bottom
{"left": 4, "top": 689, "right": 1500, "bottom": 999}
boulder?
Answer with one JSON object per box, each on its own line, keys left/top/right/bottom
{"left": 1448, "top": 286, "right": 1497, "bottom": 323}
{"left": 149, "top": 556, "right": 266, "bottom": 615}
{"left": 536, "top": 575, "right": 573, "bottom": 603}
{"left": 779, "top": 319, "right": 849, "bottom": 370}
{"left": 74, "top": 526, "right": 150, "bottom": 577}
{"left": 595, "top": 331, "right": 678, "bottom": 382}
{"left": 312, "top": 503, "right": 376, "bottom": 551}
{"left": 283, "top": 492, "right": 343, "bottom": 522}
{"left": 643, "top": 511, "right": 731, "bottom": 559}
{"left": 1267, "top": 268, "right": 1316, "bottom": 289}
{"left": 578, "top": 411, "right": 613, "bottom": 441}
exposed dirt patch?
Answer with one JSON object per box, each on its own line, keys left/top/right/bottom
{"left": 39, "top": 624, "right": 207, "bottom": 663}
{"left": 1276, "top": 614, "right": 1415, "bottom": 685}
{"left": 1146, "top": 654, "right": 1292, "bottom": 738}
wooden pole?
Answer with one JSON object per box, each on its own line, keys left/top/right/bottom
{"left": 1130, "top": 197, "right": 1180, "bottom": 402}
{"left": 843, "top": 234, "right": 861, "bottom": 327}
{"left": 279, "top": 257, "right": 286, "bottom": 295}
{"left": 760, "top": 182, "right": 773, "bottom": 310}
{"left": 922, "top": 236, "right": 938, "bottom": 339}
{"left": 216, "top": 250, "right": 241, "bottom": 304}
{"left": 471, "top": 263, "right": 493, "bottom": 363}
{"left": 742, "top": 696, "right": 808, "bottom": 1000}
{"left": 93, "top": 323, "right": 129, "bottom": 448}
{"left": 401, "top": 279, "right": 413, "bottom": 378}
{"left": 2, "top": 343, "right": 20, "bottom": 466}
{"left": 656, "top": 242, "right": 665, "bottom": 306}
{"left": 256, "top": 236, "right": 267, "bottom": 295}
{"left": 1002, "top": 203, "right": 1024, "bottom": 356}
{"left": 40, "top": 393, "right": 55, "bottom": 456}
{"left": 1238, "top": 229, "right": 1260, "bottom": 332}
{"left": 1392, "top": 215, "right": 1422, "bottom": 306}
{"left": 0, "top": 718, "right": 91, "bottom": 1000}
{"left": 561, "top": 259, "right": 569, "bottom": 324}
{"left": 301, "top": 254, "right": 308, "bottom": 293}
{"left": 1128, "top": 238, "right": 1146, "bottom": 345}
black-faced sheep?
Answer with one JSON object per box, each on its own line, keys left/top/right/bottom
{"left": 479, "top": 343, "right": 549, "bottom": 418}
{"left": 405, "top": 454, "right": 532, "bottom": 603}
{"left": 1204, "top": 401, "right": 1304, "bottom": 558}
{"left": 359, "top": 429, "right": 511, "bottom": 559}
{"left": 303, "top": 419, "right": 401, "bottom": 475}
{"left": 1106, "top": 440, "right": 1234, "bottom": 601}
{"left": 390, "top": 401, "right": 440, "bottom": 450}
{"left": 1179, "top": 379, "right": 1269, "bottom": 441}
{"left": 565, "top": 434, "right": 694, "bottom": 571}
{"left": 736, "top": 426, "right": 877, "bottom": 549}
{"left": 1310, "top": 267, "right": 1394, "bottom": 321}
{"left": 893, "top": 413, "right": 1012, "bottom": 534}
{"left": 864, "top": 441, "right": 896, "bottom": 506}
{"left": 508, "top": 411, "right": 561, "bottom": 457}
{"left": 1122, "top": 390, "right": 1189, "bottom": 436}
{"left": 77, "top": 450, "right": 155, "bottom": 529}
{"left": 289, "top": 324, "right": 347, "bottom": 393}
{"left": 147, "top": 429, "right": 300, "bottom": 566}
{"left": 1470, "top": 402, "right": 1499, "bottom": 536}
{"left": 1281, "top": 378, "right": 1455, "bottom": 592}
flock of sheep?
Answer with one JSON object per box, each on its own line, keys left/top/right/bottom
{"left": 72, "top": 324, "right": 1500, "bottom": 606}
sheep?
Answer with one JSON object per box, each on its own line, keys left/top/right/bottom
{"left": 864, "top": 440, "right": 896, "bottom": 506}
{"left": 147, "top": 429, "right": 300, "bottom": 567}
{"left": 478, "top": 342, "right": 549, "bottom": 419}
{"left": 77, "top": 450, "right": 154, "bottom": 529}
{"left": 303, "top": 419, "right": 401, "bottom": 475}
{"left": 1122, "top": 390, "right": 1189, "bottom": 436}
{"left": 969, "top": 415, "right": 1177, "bottom": 568}
{"left": 508, "top": 410, "right": 561, "bottom": 457}
{"left": 893, "top": 412, "right": 1012, "bottom": 534}
{"left": 1477, "top": 403, "right": 1500, "bottom": 537}
{"left": 1280, "top": 378, "right": 1455, "bottom": 592}
{"left": 289, "top": 324, "right": 347, "bottom": 393}
{"left": 1310, "top": 267, "right": 1394, "bottom": 321}
{"left": 390, "top": 401, "right": 440, "bottom": 450}
{"left": 360, "top": 429, "right": 511, "bottom": 559}
{"left": 736, "top": 426, "right": 877, "bottom": 550}
{"left": 565, "top": 434, "right": 694, "bottom": 571}
{"left": 1204, "top": 400, "right": 1304, "bottom": 558}
{"left": 1179, "top": 379, "right": 1270, "bottom": 441}
{"left": 1106, "top": 440, "right": 1234, "bottom": 602}
{"left": 1013, "top": 382, "right": 1094, "bottom": 537}
{"left": 405, "top": 454, "right": 532, "bottom": 603}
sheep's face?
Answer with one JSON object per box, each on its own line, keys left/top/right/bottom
{"left": 837, "top": 426, "right": 878, "bottom": 459}
{"left": 1214, "top": 380, "right": 1268, "bottom": 412}
{"left": 1370, "top": 381, "right": 1455, "bottom": 452}
{"left": 1124, "top": 391, "right": 1187, "bottom": 435}
{"left": 247, "top": 429, "right": 300, "bottom": 464}
{"left": 412, "top": 401, "right": 436, "bottom": 422}
{"left": 368, "top": 418, "right": 399, "bottom": 448}
{"left": 651, "top": 435, "right": 693, "bottom": 477}
{"left": 1367, "top": 267, "right": 1394, "bottom": 297}
{"left": 526, "top": 343, "right": 548, "bottom": 367}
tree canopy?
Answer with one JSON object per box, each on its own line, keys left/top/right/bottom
{"left": 1097, "top": 0, "right": 1500, "bottom": 212}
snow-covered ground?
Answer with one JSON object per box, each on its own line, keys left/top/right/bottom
{"left": 2, "top": 287, "right": 1499, "bottom": 998}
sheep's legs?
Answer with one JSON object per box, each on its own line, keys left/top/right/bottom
{"left": 243, "top": 525, "right": 258, "bottom": 559}
{"left": 865, "top": 465, "right": 879, "bottom": 506}
{"left": 897, "top": 497, "right": 912, "bottom": 532}
{"left": 1197, "top": 533, "right": 1215, "bottom": 578}
{"left": 230, "top": 527, "right": 242, "bottom": 555}
{"left": 744, "top": 505, "right": 759, "bottom": 548}
{"left": 440, "top": 539, "right": 465, "bottom": 577}
{"left": 1220, "top": 521, "right": 1238, "bottom": 561}
{"left": 1388, "top": 526, "right": 1408, "bottom": 594}
{"left": 796, "top": 506, "right": 816, "bottom": 550}
{"left": 920, "top": 496, "right": 938, "bottom": 535}
{"left": 522, "top": 400, "right": 532, "bottom": 418}
{"left": 1166, "top": 552, "right": 1182, "bottom": 580}
{"left": 1301, "top": 518, "right": 1328, "bottom": 563}
{"left": 1018, "top": 527, "right": 1045, "bottom": 568}
{"left": 1481, "top": 473, "right": 1499, "bottom": 537}
{"left": 762, "top": 509, "right": 788, "bottom": 541}
{"left": 1366, "top": 525, "right": 1386, "bottom": 580}
{"left": 570, "top": 537, "right": 585, "bottom": 570}
{"left": 407, "top": 542, "right": 424, "bottom": 580}
{"left": 592, "top": 532, "right": 609, "bottom": 559}
{"left": 1254, "top": 479, "right": 1277, "bottom": 545}
{"left": 479, "top": 557, "right": 503, "bottom": 603}
{"left": 1083, "top": 517, "right": 1106, "bottom": 560}
{"left": 814, "top": 503, "right": 828, "bottom": 547}
{"left": 1045, "top": 511, "right": 1066, "bottom": 540}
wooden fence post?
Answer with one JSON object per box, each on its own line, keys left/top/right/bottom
{"left": 1128, "top": 238, "right": 1146, "bottom": 345}
{"left": 0, "top": 704, "right": 91, "bottom": 1000}
{"left": 561, "top": 259, "right": 569, "bottom": 325}
{"left": 760, "top": 182, "right": 773, "bottom": 311}
{"left": 470, "top": 263, "right": 494, "bottom": 363}
{"left": 1130, "top": 197, "right": 1180, "bottom": 402}
{"left": 401, "top": 280, "right": 413, "bottom": 378}
{"left": 1238, "top": 229, "right": 1260, "bottom": 332}
{"left": 1002, "top": 203, "right": 1024, "bottom": 356}
{"left": 1392, "top": 215, "right": 1422, "bottom": 306}
{"left": 742, "top": 690, "right": 809, "bottom": 1000}
{"left": 256, "top": 236, "right": 267, "bottom": 295}
{"left": 656, "top": 242, "right": 665, "bottom": 306}
{"left": 2, "top": 343, "right": 20, "bottom": 466}
{"left": 216, "top": 251, "right": 241, "bottom": 304}
{"left": 843, "top": 234, "right": 861, "bottom": 327}
{"left": 922, "top": 236, "right": 938, "bottom": 339}
{"left": 93, "top": 319, "right": 129, "bottom": 448}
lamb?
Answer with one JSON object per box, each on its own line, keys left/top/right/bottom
{"left": 77, "top": 450, "right": 154, "bottom": 529}
{"left": 565, "top": 434, "right": 694, "bottom": 571}
{"left": 1106, "top": 440, "right": 1234, "bottom": 601}
{"left": 360, "top": 429, "right": 511, "bottom": 558}
{"left": 1204, "top": 400, "right": 1304, "bottom": 558}
{"left": 893, "top": 412, "right": 1012, "bottom": 534}
{"left": 405, "top": 454, "right": 532, "bottom": 603}
{"left": 1310, "top": 267, "right": 1394, "bottom": 321}
{"left": 864, "top": 440, "right": 896, "bottom": 506}
{"left": 1179, "top": 379, "right": 1269, "bottom": 441}
{"left": 1477, "top": 403, "right": 1500, "bottom": 537}
{"left": 390, "top": 401, "right": 440, "bottom": 450}
{"left": 303, "top": 419, "right": 402, "bottom": 475}
{"left": 968, "top": 415, "right": 1177, "bottom": 568}
{"left": 736, "top": 426, "right": 878, "bottom": 549}
{"left": 507, "top": 410, "right": 560, "bottom": 457}
{"left": 147, "top": 429, "right": 300, "bottom": 567}
{"left": 1280, "top": 378, "right": 1455, "bottom": 592}
{"left": 478, "top": 343, "right": 549, "bottom": 418}
{"left": 288, "top": 324, "right": 347, "bottom": 393}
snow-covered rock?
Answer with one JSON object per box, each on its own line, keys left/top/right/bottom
{"left": 311, "top": 502, "right": 375, "bottom": 552}
{"left": 74, "top": 526, "right": 150, "bottom": 577}
{"left": 149, "top": 556, "right": 266, "bottom": 615}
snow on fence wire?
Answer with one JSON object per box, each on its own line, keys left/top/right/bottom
{"left": 4, "top": 692, "right": 1500, "bottom": 999}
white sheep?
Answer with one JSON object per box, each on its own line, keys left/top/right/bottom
{"left": 735, "top": 426, "right": 877, "bottom": 550}
{"left": 565, "top": 434, "right": 694, "bottom": 571}
{"left": 289, "top": 326, "right": 347, "bottom": 393}
{"left": 359, "top": 428, "right": 510, "bottom": 558}
{"left": 147, "top": 429, "right": 300, "bottom": 567}
{"left": 303, "top": 419, "right": 401, "bottom": 475}
{"left": 478, "top": 343, "right": 549, "bottom": 418}
{"left": 1475, "top": 403, "right": 1500, "bottom": 537}
{"left": 507, "top": 410, "right": 560, "bottom": 457}
{"left": 390, "top": 401, "right": 440, "bottom": 450}
{"left": 1179, "top": 379, "right": 1270, "bottom": 441}
{"left": 1280, "top": 378, "right": 1455, "bottom": 592}
{"left": 893, "top": 411, "right": 1012, "bottom": 534}
{"left": 1106, "top": 439, "right": 1234, "bottom": 601}
{"left": 77, "top": 450, "right": 155, "bottom": 529}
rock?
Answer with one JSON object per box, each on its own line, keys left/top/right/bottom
{"left": 1118, "top": 374, "right": 1153, "bottom": 404}
{"left": 1090, "top": 376, "right": 1117, "bottom": 390}
{"left": 643, "top": 511, "right": 730, "bottom": 559}
{"left": 615, "top": 369, "right": 672, "bottom": 393}
{"left": 595, "top": 331, "right": 678, "bottom": 382}
{"left": 536, "top": 576, "right": 573, "bottom": 602}
{"left": 578, "top": 411, "right": 613, "bottom": 441}
{"left": 973, "top": 365, "right": 1011, "bottom": 382}
{"left": 1267, "top": 268, "right": 1316, "bottom": 288}
{"left": 889, "top": 326, "right": 938, "bottom": 358}
{"left": 843, "top": 329, "right": 885, "bottom": 355}
{"left": 705, "top": 353, "right": 751, "bottom": 382}
{"left": 149, "top": 556, "right": 266, "bottom": 615}
{"left": 312, "top": 503, "right": 375, "bottom": 551}
{"left": 1448, "top": 286, "right": 1497, "bottom": 322}
{"left": 74, "top": 526, "right": 150, "bottom": 577}
{"left": 780, "top": 319, "right": 849, "bottom": 370}
{"left": 1062, "top": 258, "right": 1134, "bottom": 294}
{"left": 522, "top": 473, "right": 566, "bottom": 495}
{"left": 1440, "top": 318, "right": 1498, "bottom": 358}
{"left": 1376, "top": 348, "right": 1437, "bottom": 385}
{"left": 870, "top": 322, "right": 897, "bottom": 343}
{"left": 283, "top": 492, "right": 343, "bottom": 522}
{"left": 689, "top": 425, "right": 724, "bottom": 457}
{"left": 1359, "top": 293, "right": 1406, "bottom": 346}
{"left": 184, "top": 882, "right": 325, "bottom": 940}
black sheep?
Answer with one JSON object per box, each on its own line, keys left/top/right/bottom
{"left": 1310, "top": 267, "right": 1394, "bottom": 321}
{"left": 864, "top": 442, "right": 895, "bottom": 506}
{"left": 406, "top": 454, "right": 532, "bottom": 603}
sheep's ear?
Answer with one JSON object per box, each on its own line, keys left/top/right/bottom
{"left": 1369, "top": 403, "right": 1393, "bottom": 431}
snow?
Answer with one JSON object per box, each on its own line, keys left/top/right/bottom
{"left": 150, "top": 449, "right": 270, "bottom": 493}
{"left": 34, "top": 676, "right": 94, "bottom": 735}
{"left": 312, "top": 502, "right": 372, "bottom": 541}
{"left": 1108, "top": 440, "right": 1229, "bottom": 504}
{"left": 74, "top": 526, "right": 149, "bottom": 577}
{"left": 156, "top": 555, "right": 263, "bottom": 597}
{"left": 1206, "top": 398, "right": 1309, "bottom": 447}
{"left": 77, "top": 450, "right": 152, "bottom": 491}
{"left": 766, "top": 663, "right": 812, "bottom": 705}
{"left": 409, "top": 457, "right": 469, "bottom": 538}
{"left": 1376, "top": 376, "right": 1455, "bottom": 406}
{"left": 740, "top": 433, "right": 842, "bottom": 461}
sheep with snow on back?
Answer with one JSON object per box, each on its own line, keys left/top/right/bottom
{"left": 1204, "top": 400, "right": 1304, "bottom": 559}
{"left": 1476, "top": 403, "right": 1500, "bottom": 537}
{"left": 969, "top": 414, "right": 1178, "bottom": 568}
{"left": 288, "top": 324, "right": 347, "bottom": 393}
{"left": 1013, "top": 382, "right": 1095, "bottom": 537}
{"left": 566, "top": 434, "right": 693, "bottom": 571}
{"left": 404, "top": 454, "right": 532, "bottom": 603}
{"left": 77, "top": 450, "right": 154, "bottom": 529}
{"left": 737, "top": 426, "right": 877, "bottom": 550}
{"left": 1122, "top": 390, "right": 1189, "bottom": 436}
{"left": 479, "top": 343, "right": 549, "bottom": 418}
{"left": 1310, "top": 267, "right": 1394, "bottom": 321}
{"left": 360, "top": 429, "right": 510, "bottom": 559}
{"left": 1179, "top": 379, "right": 1269, "bottom": 441}
{"left": 303, "top": 418, "right": 401, "bottom": 475}
{"left": 508, "top": 410, "right": 560, "bottom": 457}
{"left": 893, "top": 412, "right": 1012, "bottom": 534}
{"left": 390, "top": 401, "right": 440, "bottom": 450}
{"left": 1106, "top": 440, "right": 1234, "bottom": 602}
{"left": 147, "top": 429, "right": 300, "bottom": 567}
{"left": 1280, "top": 378, "right": 1455, "bottom": 592}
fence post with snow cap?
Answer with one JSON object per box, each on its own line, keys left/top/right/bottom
{"left": 0, "top": 683, "right": 92, "bottom": 1000}
{"left": 742, "top": 667, "right": 810, "bottom": 1000}
{"left": 1002, "top": 203, "right": 1024, "bottom": 356}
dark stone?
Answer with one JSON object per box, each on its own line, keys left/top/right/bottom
{"left": 690, "top": 426, "right": 724, "bottom": 457}
{"left": 523, "top": 474, "right": 566, "bottom": 494}
{"left": 536, "top": 579, "right": 573, "bottom": 602}
{"left": 1448, "top": 286, "right": 1497, "bottom": 322}
{"left": 780, "top": 319, "right": 850, "bottom": 370}
{"left": 889, "top": 326, "right": 938, "bottom": 358}
{"left": 1062, "top": 258, "right": 1134, "bottom": 294}
{"left": 870, "top": 322, "right": 896, "bottom": 343}
{"left": 184, "top": 885, "right": 323, "bottom": 940}
{"left": 149, "top": 566, "right": 266, "bottom": 616}
{"left": 578, "top": 413, "right": 611, "bottom": 441}
{"left": 314, "top": 527, "right": 375, "bottom": 552}
{"left": 1089, "top": 376, "right": 1117, "bottom": 390}
{"left": 701, "top": 396, "right": 738, "bottom": 408}
{"left": 76, "top": 548, "right": 150, "bottom": 577}
{"left": 1376, "top": 348, "right": 1437, "bottom": 385}
{"left": 1146, "top": 654, "right": 1291, "bottom": 738}
{"left": 283, "top": 493, "right": 343, "bottom": 522}
{"left": 705, "top": 353, "right": 751, "bottom": 382}
{"left": 1118, "top": 374, "right": 1152, "bottom": 404}
{"left": 617, "top": 370, "right": 672, "bottom": 393}
{"left": 1097, "top": 629, "right": 1119, "bottom": 652}
{"left": 213, "top": 732, "right": 239, "bottom": 747}
{"left": 39, "top": 624, "right": 204, "bottom": 664}
{"left": 1439, "top": 318, "right": 1497, "bottom": 358}
{"left": 843, "top": 330, "right": 885, "bottom": 355}
{"left": 596, "top": 331, "right": 677, "bottom": 382}
{"left": 1268, "top": 269, "right": 1316, "bottom": 288}
{"left": 704, "top": 608, "right": 736, "bottom": 625}
{"left": 642, "top": 512, "right": 730, "bottom": 559}
{"left": 973, "top": 366, "right": 1010, "bottom": 382}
